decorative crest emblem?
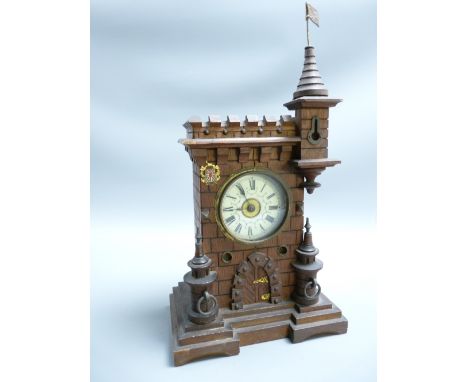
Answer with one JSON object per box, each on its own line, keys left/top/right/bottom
{"left": 200, "top": 162, "right": 221, "bottom": 185}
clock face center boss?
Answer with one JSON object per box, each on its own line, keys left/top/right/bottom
{"left": 168, "top": 3, "right": 348, "bottom": 367}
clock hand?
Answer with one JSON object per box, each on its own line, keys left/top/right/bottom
{"left": 235, "top": 183, "right": 247, "bottom": 200}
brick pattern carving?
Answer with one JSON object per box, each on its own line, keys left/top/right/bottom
{"left": 189, "top": 147, "right": 304, "bottom": 308}
{"left": 295, "top": 108, "right": 330, "bottom": 159}
{"left": 184, "top": 111, "right": 334, "bottom": 308}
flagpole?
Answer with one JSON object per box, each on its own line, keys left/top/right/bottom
{"left": 305, "top": 2, "right": 320, "bottom": 47}
{"left": 305, "top": 2, "right": 311, "bottom": 46}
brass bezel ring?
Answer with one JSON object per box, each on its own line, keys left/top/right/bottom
{"left": 215, "top": 167, "right": 292, "bottom": 245}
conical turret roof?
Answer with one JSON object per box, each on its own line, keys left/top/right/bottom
{"left": 293, "top": 46, "right": 328, "bottom": 99}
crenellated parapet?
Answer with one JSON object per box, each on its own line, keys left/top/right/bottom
{"left": 183, "top": 115, "right": 296, "bottom": 139}
{"left": 180, "top": 107, "right": 336, "bottom": 167}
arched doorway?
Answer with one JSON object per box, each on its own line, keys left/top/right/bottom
{"left": 231, "top": 252, "right": 283, "bottom": 310}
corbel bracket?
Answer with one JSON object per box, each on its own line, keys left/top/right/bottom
{"left": 291, "top": 159, "right": 341, "bottom": 194}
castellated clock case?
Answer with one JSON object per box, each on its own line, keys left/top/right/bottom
{"left": 168, "top": 42, "right": 348, "bottom": 366}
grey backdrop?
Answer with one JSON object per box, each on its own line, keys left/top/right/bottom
{"left": 91, "top": 0, "right": 376, "bottom": 380}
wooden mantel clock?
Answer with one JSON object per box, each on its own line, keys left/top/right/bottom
{"left": 169, "top": 4, "right": 347, "bottom": 366}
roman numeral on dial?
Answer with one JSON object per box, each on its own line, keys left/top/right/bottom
{"left": 223, "top": 207, "right": 234, "bottom": 212}
{"left": 235, "top": 224, "right": 242, "bottom": 233}
{"left": 265, "top": 215, "right": 275, "bottom": 223}
{"left": 249, "top": 178, "right": 256, "bottom": 190}
{"left": 268, "top": 205, "right": 279, "bottom": 210}
{"left": 248, "top": 227, "right": 252, "bottom": 237}
{"left": 225, "top": 215, "right": 236, "bottom": 225}
{"left": 267, "top": 193, "right": 276, "bottom": 199}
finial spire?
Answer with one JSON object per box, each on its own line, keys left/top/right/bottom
{"left": 299, "top": 217, "right": 316, "bottom": 253}
{"left": 305, "top": 217, "right": 311, "bottom": 232}
{"left": 295, "top": 3, "right": 328, "bottom": 98}
{"left": 192, "top": 227, "right": 208, "bottom": 264}
{"left": 195, "top": 227, "right": 202, "bottom": 257}
{"left": 293, "top": 46, "right": 328, "bottom": 98}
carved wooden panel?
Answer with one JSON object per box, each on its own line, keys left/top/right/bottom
{"left": 231, "top": 252, "right": 282, "bottom": 309}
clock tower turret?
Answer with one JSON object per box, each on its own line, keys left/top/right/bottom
{"left": 284, "top": 45, "right": 342, "bottom": 194}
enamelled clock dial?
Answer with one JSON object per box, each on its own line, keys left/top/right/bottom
{"left": 217, "top": 170, "right": 289, "bottom": 243}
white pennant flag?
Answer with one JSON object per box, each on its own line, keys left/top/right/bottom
{"left": 305, "top": 2, "right": 320, "bottom": 27}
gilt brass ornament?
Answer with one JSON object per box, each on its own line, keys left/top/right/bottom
{"left": 200, "top": 162, "right": 220, "bottom": 185}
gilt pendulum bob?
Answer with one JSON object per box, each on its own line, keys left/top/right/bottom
{"left": 168, "top": 10, "right": 348, "bottom": 366}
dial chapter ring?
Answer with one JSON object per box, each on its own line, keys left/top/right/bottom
{"left": 215, "top": 168, "right": 291, "bottom": 244}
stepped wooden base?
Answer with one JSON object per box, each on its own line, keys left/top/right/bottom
{"left": 170, "top": 282, "right": 347, "bottom": 366}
